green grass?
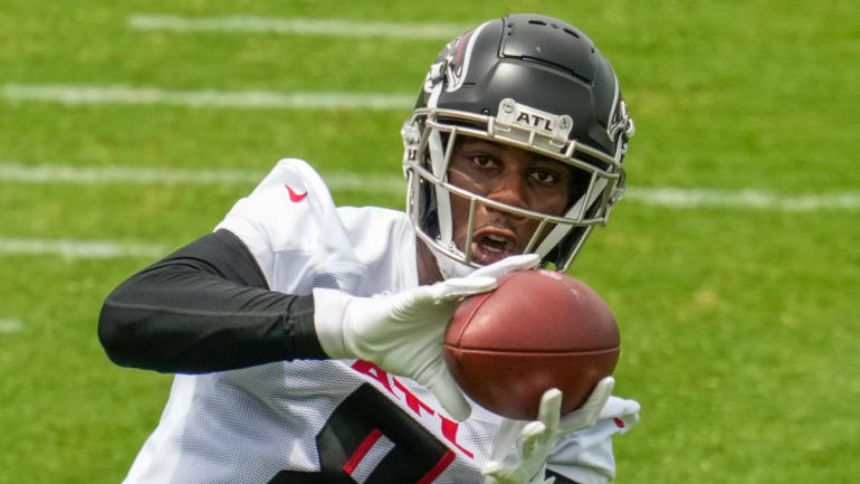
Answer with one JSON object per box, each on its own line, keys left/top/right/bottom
{"left": 1, "top": 0, "right": 858, "bottom": 482}
{"left": 579, "top": 206, "right": 860, "bottom": 482}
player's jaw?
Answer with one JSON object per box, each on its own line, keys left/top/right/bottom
{"left": 457, "top": 212, "right": 544, "bottom": 267}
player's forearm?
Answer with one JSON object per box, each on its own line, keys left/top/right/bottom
{"left": 98, "top": 229, "right": 327, "bottom": 373}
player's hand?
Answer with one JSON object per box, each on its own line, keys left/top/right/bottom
{"left": 483, "top": 377, "right": 615, "bottom": 484}
{"left": 313, "top": 254, "right": 540, "bottom": 421}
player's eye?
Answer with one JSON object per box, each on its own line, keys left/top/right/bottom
{"left": 471, "top": 155, "right": 495, "bottom": 168}
{"left": 530, "top": 169, "right": 558, "bottom": 184}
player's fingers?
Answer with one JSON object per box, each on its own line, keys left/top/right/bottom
{"left": 559, "top": 377, "right": 615, "bottom": 434}
{"left": 421, "top": 363, "right": 472, "bottom": 421}
{"left": 537, "top": 388, "right": 562, "bottom": 436}
{"left": 491, "top": 419, "right": 529, "bottom": 460}
{"left": 578, "top": 377, "right": 614, "bottom": 418}
{"left": 469, "top": 253, "right": 540, "bottom": 279}
{"left": 482, "top": 461, "right": 522, "bottom": 484}
{"left": 429, "top": 276, "right": 497, "bottom": 303}
{"left": 519, "top": 421, "right": 546, "bottom": 459}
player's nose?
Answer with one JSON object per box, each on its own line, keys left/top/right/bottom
{"left": 485, "top": 171, "right": 529, "bottom": 214}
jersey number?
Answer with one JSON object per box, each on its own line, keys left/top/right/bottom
{"left": 268, "top": 383, "right": 455, "bottom": 483}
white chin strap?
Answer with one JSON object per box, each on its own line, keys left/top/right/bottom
{"left": 433, "top": 246, "right": 478, "bottom": 279}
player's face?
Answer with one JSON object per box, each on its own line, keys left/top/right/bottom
{"left": 447, "top": 137, "right": 573, "bottom": 266}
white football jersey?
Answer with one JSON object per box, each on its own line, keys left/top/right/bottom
{"left": 123, "top": 159, "right": 640, "bottom": 484}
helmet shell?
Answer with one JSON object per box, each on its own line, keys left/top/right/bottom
{"left": 416, "top": 14, "right": 628, "bottom": 159}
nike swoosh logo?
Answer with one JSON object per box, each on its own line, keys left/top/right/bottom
{"left": 285, "top": 185, "right": 308, "bottom": 202}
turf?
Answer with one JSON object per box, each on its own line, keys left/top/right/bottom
{"left": 1, "top": 0, "right": 858, "bottom": 482}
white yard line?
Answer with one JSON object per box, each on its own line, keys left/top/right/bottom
{"left": 0, "top": 161, "right": 406, "bottom": 195}
{"left": 2, "top": 161, "right": 859, "bottom": 212}
{"left": 128, "top": 14, "right": 470, "bottom": 40}
{"left": 0, "top": 318, "right": 23, "bottom": 334}
{"left": 624, "top": 187, "right": 860, "bottom": 212}
{"left": 1, "top": 84, "right": 415, "bottom": 110}
{"left": 0, "top": 237, "right": 167, "bottom": 259}
{"left": 1, "top": 162, "right": 856, "bottom": 260}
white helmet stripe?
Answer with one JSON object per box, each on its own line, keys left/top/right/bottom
{"left": 428, "top": 129, "right": 453, "bottom": 244}
{"left": 535, "top": 177, "right": 609, "bottom": 257}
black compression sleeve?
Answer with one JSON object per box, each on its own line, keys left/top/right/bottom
{"left": 98, "top": 229, "right": 328, "bottom": 373}
{"left": 546, "top": 470, "right": 579, "bottom": 483}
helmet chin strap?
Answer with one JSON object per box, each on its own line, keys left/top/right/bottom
{"left": 433, "top": 245, "right": 478, "bottom": 279}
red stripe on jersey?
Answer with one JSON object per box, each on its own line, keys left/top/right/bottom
{"left": 417, "top": 449, "right": 455, "bottom": 484}
{"left": 342, "top": 428, "right": 383, "bottom": 475}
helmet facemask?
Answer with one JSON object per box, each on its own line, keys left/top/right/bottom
{"left": 403, "top": 97, "right": 632, "bottom": 275}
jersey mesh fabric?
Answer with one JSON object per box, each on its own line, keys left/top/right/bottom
{"left": 149, "top": 361, "right": 364, "bottom": 482}
{"left": 312, "top": 270, "right": 363, "bottom": 294}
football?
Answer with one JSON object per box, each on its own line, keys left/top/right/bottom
{"left": 443, "top": 269, "right": 620, "bottom": 420}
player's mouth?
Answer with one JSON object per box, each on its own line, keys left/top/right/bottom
{"left": 471, "top": 228, "right": 519, "bottom": 266}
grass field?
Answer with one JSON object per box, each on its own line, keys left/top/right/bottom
{"left": 1, "top": 1, "right": 858, "bottom": 482}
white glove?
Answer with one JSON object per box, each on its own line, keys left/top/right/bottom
{"left": 483, "top": 377, "right": 615, "bottom": 484}
{"left": 313, "top": 253, "right": 540, "bottom": 421}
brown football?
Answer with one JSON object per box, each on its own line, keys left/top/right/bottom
{"left": 443, "top": 269, "right": 620, "bottom": 420}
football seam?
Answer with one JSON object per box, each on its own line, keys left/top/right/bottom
{"left": 451, "top": 273, "right": 524, "bottom": 345}
{"left": 450, "top": 282, "right": 504, "bottom": 345}
{"left": 443, "top": 345, "right": 620, "bottom": 355}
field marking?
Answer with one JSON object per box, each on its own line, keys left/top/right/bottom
{"left": 625, "top": 187, "right": 860, "bottom": 211}
{"left": 1, "top": 84, "right": 414, "bottom": 110}
{"left": 0, "top": 318, "right": 23, "bottom": 334}
{"left": 0, "top": 237, "right": 167, "bottom": 259}
{"left": 128, "top": 14, "right": 470, "bottom": 40}
{"left": 2, "top": 161, "right": 859, "bottom": 212}
{"left": 0, "top": 161, "right": 405, "bottom": 195}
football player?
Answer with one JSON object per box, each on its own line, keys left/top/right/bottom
{"left": 99, "top": 13, "right": 639, "bottom": 483}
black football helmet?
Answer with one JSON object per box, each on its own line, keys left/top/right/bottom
{"left": 402, "top": 13, "right": 634, "bottom": 277}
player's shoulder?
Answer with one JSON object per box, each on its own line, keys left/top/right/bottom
{"left": 335, "top": 206, "right": 417, "bottom": 291}
{"left": 219, "top": 158, "right": 329, "bottom": 229}
{"left": 337, "top": 205, "right": 409, "bottom": 225}
{"left": 337, "top": 205, "right": 412, "bottom": 242}
{"left": 249, "top": 157, "right": 325, "bottom": 194}
{"left": 337, "top": 206, "right": 412, "bottom": 245}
